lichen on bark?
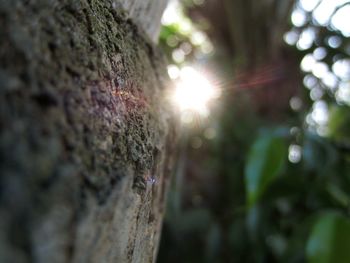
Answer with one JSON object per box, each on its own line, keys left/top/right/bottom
{"left": 0, "top": 0, "right": 176, "bottom": 262}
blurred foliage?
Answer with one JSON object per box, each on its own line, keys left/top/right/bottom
{"left": 306, "top": 212, "right": 350, "bottom": 263}
{"left": 158, "top": 0, "right": 350, "bottom": 262}
{"left": 159, "top": 0, "right": 213, "bottom": 65}
{"left": 245, "top": 133, "right": 288, "bottom": 207}
{"left": 328, "top": 105, "right": 350, "bottom": 144}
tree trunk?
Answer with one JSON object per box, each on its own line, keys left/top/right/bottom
{"left": 0, "top": 0, "right": 175, "bottom": 262}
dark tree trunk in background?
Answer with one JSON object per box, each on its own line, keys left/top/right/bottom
{"left": 190, "top": 0, "right": 301, "bottom": 119}
{"left": 0, "top": 0, "right": 175, "bottom": 262}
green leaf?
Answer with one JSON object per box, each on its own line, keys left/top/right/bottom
{"left": 245, "top": 135, "right": 287, "bottom": 206}
{"left": 307, "top": 212, "right": 350, "bottom": 263}
{"left": 327, "top": 105, "right": 350, "bottom": 144}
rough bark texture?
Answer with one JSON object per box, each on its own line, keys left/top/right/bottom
{"left": 0, "top": 0, "right": 176, "bottom": 262}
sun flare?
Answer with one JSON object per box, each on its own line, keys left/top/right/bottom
{"left": 171, "top": 66, "right": 219, "bottom": 117}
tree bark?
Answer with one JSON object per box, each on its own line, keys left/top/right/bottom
{"left": 0, "top": 0, "right": 175, "bottom": 262}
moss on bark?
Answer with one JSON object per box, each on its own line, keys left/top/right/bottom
{"left": 0, "top": 0, "right": 176, "bottom": 262}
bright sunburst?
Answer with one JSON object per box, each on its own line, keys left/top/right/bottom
{"left": 172, "top": 66, "right": 219, "bottom": 118}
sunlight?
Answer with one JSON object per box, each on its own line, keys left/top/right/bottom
{"left": 290, "top": 97, "right": 303, "bottom": 111}
{"left": 312, "top": 62, "right": 328, "bottom": 78}
{"left": 321, "top": 71, "right": 338, "bottom": 90}
{"left": 288, "top": 144, "right": 302, "bottom": 163}
{"left": 167, "top": 64, "right": 180, "bottom": 79}
{"left": 312, "top": 0, "right": 337, "bottom": 25}
{"left": 335, "top": 82, "right": 350, "bottom": 105}
{"left": 291, "top": 7, "right": 307, "bottom": 27}
{"left": 161, "top": 0, "right": 182, "bottom": 26}
{"left": 172, "top": 66, "right": 218, "bottom": 116}
{"left": 303, "top": 74, "right": 318, "bottom": 89}
{"left": 296, "top": 28, "right": 316, "bottom": 50}
{"left": 331, "top": 5, "right": 350, "bottom": 37}
{"left": 299, "top": 0, "right": 350, "bottom": 37}
{"left": 299, "top": 0, "right": 320, "bottom": 12}
{"left": 301, "top": 54, "right": 317, "bottom": 72}
{"left": 313, "top": 47, "right": 327, "bottom": 60}
{"left": 328, "top": 35, "right": 342, "bottom": 48}
{"left": 283, "top": 30, "right": 299, "bottom": 45}
{"left": 332, "top": 59, "right": 350, "bottom": 80}
{"left": 311, "top": 100, "right": 329, "bottom": 126}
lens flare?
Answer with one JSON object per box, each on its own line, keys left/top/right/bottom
{"left": 172, "top": 66, "right": 218, "bottom": 116}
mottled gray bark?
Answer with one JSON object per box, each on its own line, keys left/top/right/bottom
{"left": 0, "top": 0, "right": 176, "bottom": 262}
